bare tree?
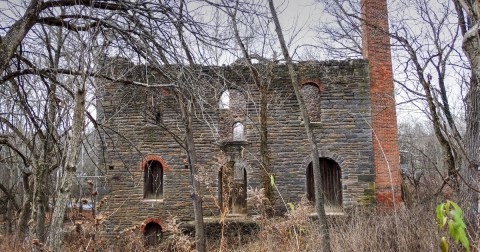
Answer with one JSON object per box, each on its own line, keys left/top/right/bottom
{"left": 452, "top": 0, "right": 480, "bottom": 223}
{"left": 315, "top": 0, "right": 474, "bottom": 196}
{"left": 48, "top": 75, "right": 86, "bottom": 252}
{"left": 268, "top": 1, "right": 332, "bottom": 251}
{"left": 1, "top": 1, "right": 219, "bottom": 250}
{"left": 211, "top": 0, "right": 276, "bottom": 207}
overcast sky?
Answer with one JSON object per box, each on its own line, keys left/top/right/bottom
{"left": 0, "top": 0, "right": 458, "bottom": 125}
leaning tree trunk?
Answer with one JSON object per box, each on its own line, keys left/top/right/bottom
{"left": 48, "top": 85, "right": 86, "bottom": 252}
{"left": 267, "top": 1, "right": 332, "bottom": 251}
{"left": 0, "top": 0, "right": 42, "bottom": 74}
{"left": 172, "top": 6, "right": 206, "bottom": 249}
{"left": 177, "top": 92, "right": 206, "bottom": 252}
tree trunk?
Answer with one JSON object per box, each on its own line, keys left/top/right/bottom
{"left": 0, "top": 0, "right": 42, "bottom": 74}
{"left": 259, "top": 84, "right": 273, "bottom": 207}
{"left": 460, "top": 27, "right": 480, "bottom": 222}
{"left": 463, "top": 72, "right": 480, "bottom": 224}
{"left": 267, "top": 1, "right": 331, "bottom": 251}
{"left": 228, "top": 6, "right": 273, "bottom": 206}
{"left": 177, "top": 93, "right": 206, "bottom": 252}
{"left": 31, "top": 162, "right": 48, "bottom": 243}
{"left": 16, "top": 173, "right": 32, "bottom": 241}
{"left": 48, "top": 86, "right": 86, "bottom": 252}
{"left": 421, "top": 78, "right": 458, "bottom": 189}
{"left": 171, "top": 4, "right": 206, "bottom": 249}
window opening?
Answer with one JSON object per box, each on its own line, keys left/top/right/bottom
{"left": 233, "top": 122, "right": 244, "bottom": 140}
{"left": 300, "top": 84, "right": 321, "bottom": 122}
{"left": 219, "top": 90, "right": 230, "bottom": 109}
{"left": 144, "top": 160, "right": 163, "bottom": 199}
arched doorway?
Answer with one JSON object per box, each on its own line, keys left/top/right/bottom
{"left": 218, "top": 162, "right": 247, "bottom": 215}
{"left": 306, "top": 158, "right": 342, "bottom": 209}
{"left": 231, "top": 167, "right": 247, "bottom": 214}
{"left": 143, "top": 221, "right": 162, "bottom": 246}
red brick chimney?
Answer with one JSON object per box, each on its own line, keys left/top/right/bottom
{"left": 361, "top": 0, "right": 402, "bottom": 210}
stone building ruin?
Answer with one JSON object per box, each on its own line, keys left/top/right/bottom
{"left": 95, "top": 0, "right": 402, "bottom": 240}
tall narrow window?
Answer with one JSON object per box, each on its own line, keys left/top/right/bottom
{"left": 306, "top": 158, "right": 342, "bottom": 209}
{"left": 300, "top": 84, "right": 321, "bottom": 122}
{"left": 145, "top": 91, "right": 163, "bottom": 124}
{"left": 219, "top": 90, "right": 230, "bottom": 109}
{"left": 233, "top": 122, "right": 244, "bottom": 140}
{"left": 144, "top": 160, "right": 163, "bottom": 199}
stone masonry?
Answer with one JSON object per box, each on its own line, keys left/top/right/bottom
{"left": 96, "top": 59, "right": 378, "bottom": 236}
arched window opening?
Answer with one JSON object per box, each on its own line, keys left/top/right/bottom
{"left": 219, "top": 89, "right": 247, "bottom": 140}
{"left": 219, "top": 162, "right": 247, "bottom": 215}
{"left": 144, "top": 160, "right": 163, "bottom": 199}
{"left": 219, "top": 90, "right": 230, "bottom": 109}
{"left": 300, "top": 84, "right": 321, "bottom": 122}
{"left": 144, "top": 222, "right": 162, "bottom": 247}
{"left": 306, "top": 158, "right": 342, "bottom": 210}
{"left": 231, "top": 167, "right": 247, "bottom": 214}
{"left": 233, "top": 122, "right": 245, "bottom": 140}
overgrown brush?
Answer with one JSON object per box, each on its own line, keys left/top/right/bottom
{"left": 227, "top": 202, "right": 456, "bottom": 252}
{"left": 0, "top": 202, "right": 476, "bottom": 252}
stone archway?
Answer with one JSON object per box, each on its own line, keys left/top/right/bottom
{"left": 218, "top": 160, "right": 247, "bottom": 215}
{"left": 306, "top": 157, "right": 343, "bottom": 210}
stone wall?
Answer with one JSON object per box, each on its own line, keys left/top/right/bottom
{"left": 96, "top": 59, "right": 375, "bottom": 235}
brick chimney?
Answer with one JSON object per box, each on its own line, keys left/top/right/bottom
{"left": 361, "top": 0, "right": 402, "bottom": 210}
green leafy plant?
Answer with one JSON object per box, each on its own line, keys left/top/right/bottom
{"left": 287, "top": 202, "right": 295, "bottom": 212}
{"left": 270, "top": 174, "right": 275, "bottom": 188}
{"left": 436, "top": 200, "right": 470, "bottom": 252}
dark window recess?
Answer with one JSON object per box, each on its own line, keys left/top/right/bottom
{"left": 144, "top": 222, "right": 162, "bottom": 247}
{"left": 145, "top": 91, "right": 163, "bottom": 124}
{"left": 108, "top": 165, "right": 114, "bottom": 170}
{"left": 306, "top": 158, "right": 342, "bottom": 208}
{"left": 300, "top": 84, "right": 321, "bottom": 122}
{"left": 144, "top": 160, "right": 163, "bottom": 199}
{"left": 218, "top": 167, "right": 223, "bottom": 212}
{"left": 218, "top": 162, "right": 247, "bottom": 214}
{"left": 155, "top": 112, "right": 162, "bottom": 124}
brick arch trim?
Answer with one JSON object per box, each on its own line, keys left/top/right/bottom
{"left": 140, "top": 217, "right": 163, "bottom": 233}
{"left": 140, "top": 154, "right": 168, "bottom": 171}
{"left": 300, "top": 78, "right": 325, "bottom": 92}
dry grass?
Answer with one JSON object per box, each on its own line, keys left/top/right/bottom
{"left": 216, "top": 204, "right": 444, "bottom": 252}
{"left": 1, "top": 181, "right": 478, "bottom": 252}
{"left": 0, "top": 204, "right": 476, "bottom": 252}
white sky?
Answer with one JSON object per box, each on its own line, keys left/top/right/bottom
{"left": 0, "top": 0, "right": 462, "bottom": 127}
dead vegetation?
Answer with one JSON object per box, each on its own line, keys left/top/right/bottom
{"left": 0, "top": 174, "right": 478, "bottom": 252}
{"left": 0, "top": 205, "right": 475, "bottom": 252}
